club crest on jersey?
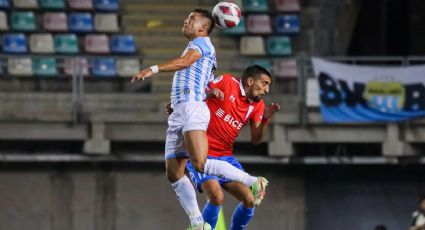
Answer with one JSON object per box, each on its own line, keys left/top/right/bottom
{"left": 229, "top": 94, "right": 236, "bottom": 102}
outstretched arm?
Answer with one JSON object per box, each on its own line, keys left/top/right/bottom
{"left": 131, "top": 49, "right": 201, "bottom": 83}
{"left": 250, "top": 102, "right": 280, "bottom": 145}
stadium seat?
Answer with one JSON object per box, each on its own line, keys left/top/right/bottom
{"left": 84, "top": 34, "right": 110, "bottom": 54}
{"left": 250, "top": 59, "right": 272, "bottom": 73}
{"left": 273, "top": 58, "right": 297, "bottom": 78}
{"left": 32, "top": 57, "right": 57, "bottom": 76}
{"left": 30, "top": 34, "right": 54, "bottom": 53}
{"left": 110, "top": 35, "right": 136, "bottom": 54}
{"left": 116, "top": 58, "right": 140, "bottom": 77}
{"left": 242, "top": 0, "right": 268, "bottom": 12}
{"left": 266, "top": 36, "right": 292, "bottom": 56}
{"left": 240, "top": 36, "right": 265, "bottom": 55}
{"left": 246, "top": 15, "right": 272, "bottom": 34}
{"left": 0, "top": 0, "right": 10, "bottom": 8}
{"left": 43, "top": 12, "right": 67, "bottom": 31}
{"left": 275, "top": 14, "right": 300, "bottom": 34}
{"left": 64, "top": 58, "right": 89, "bottom": 76}
{"left": 0, "top": 11, "right": 9, "bottom": 30}
{"left": 68, "top": 13, "right": 93, "bottom": 32}
{"left": 2, "top": 33, "right": 27, "bottom": 53}
{"left": 54, "top": 34, "right": 79, "bottom": 53}
{"left": 90, "top": 58, "right": 116, "bottom": 77}
{"left": 39, "top": 0, "right": 65, "bottom": 9}
{"left": 13, "top": 0, "right": 38, "bottom": 8}
{"left": 275, "top": 0, "right": 300, "bottom": 12}
{"left": 69, "top": 0, "right": 93, "bottom": 10}
{"left": 223, "top": 16, "right": 246, "bottom": 35}
{"left": 7, "top": 58, "right": 32, "bottom": 76}
{"left": 94, "top": 0, "right": 118, "bottom": 11}
{"left": 94, "top": 13, "right": 119, "bottom": 32}
{"left": 10, "top": 11, "right": 36, "bottom": 31}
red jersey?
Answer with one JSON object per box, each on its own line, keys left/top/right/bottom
{"left": 206, "top": 74, "right": 265, "bottom": 157}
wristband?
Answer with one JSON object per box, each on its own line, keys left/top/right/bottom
{"left": 149, "top": 65, "right": 159, "bottom": 74}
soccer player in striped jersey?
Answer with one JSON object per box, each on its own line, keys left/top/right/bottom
{"left": 132, "top": 9, "right": 267, "bottom": 230}
{"left": 185, "top": 65, "right": 280, "bottom": 230}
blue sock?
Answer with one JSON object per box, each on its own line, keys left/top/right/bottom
{"left": 202, "top": 202, "right": 221, "bottom": 229}
{"left": 230, "top": 203, "right": 255, "bottom": 230}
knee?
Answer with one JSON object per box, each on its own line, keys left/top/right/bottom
{"left": 166, "top": 169, "right": 183, "bottom": 183}
{"left": 190, "top": 158, "right": 206, "bottom": 173}
{"left": 241, "top": 193, "right": 255, "bottom": 208}
{"left": 208, "top": 191, "right": 224, "bottom": 206}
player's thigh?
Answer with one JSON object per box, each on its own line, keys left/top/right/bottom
{"left": 165, "top": 157, "right": 188, "bottom": 183}
{"left": 223, "top": 181, "right": 255, "bottom": 206}
{"left": 183, "top": 130, "right": 208, "bottom": 164}
{"left": 202, "top": 179, "right": 225, "bottom": 205}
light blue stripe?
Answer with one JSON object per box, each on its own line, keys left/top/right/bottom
{"left": 174, "top": 70, "right": 182, "bottom": 104}
{"left": 194, "top": 58, "right": 205, "bottom": 101}
{"left": 184, "top": 66, "right": 191, "bottom": 102}
{"left": 200, "top": 59, "right": 213, "bottom": 101}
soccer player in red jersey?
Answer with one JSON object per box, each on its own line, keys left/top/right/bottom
{"left": 186, "top": 65, "right": 280, "bottom": 229}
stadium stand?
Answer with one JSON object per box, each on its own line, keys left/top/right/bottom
{"left": 0, "top": 0, "right": 139, "bottom": 84}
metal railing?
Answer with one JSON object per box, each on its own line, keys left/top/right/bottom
{"left": 1, "top": 55, "right": 425, "bottom": 125}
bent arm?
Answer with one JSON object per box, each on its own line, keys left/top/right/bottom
{"left": 250, "top": 122, "right": 268, "bottom": 145}
{"left": 157, "top": 49, "right": 201, "bottom": 72}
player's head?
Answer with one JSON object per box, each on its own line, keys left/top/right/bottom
{"left": 241, "top": 65, "right": 272, "bottom": 103}
{"left": 182, "top": 9, "right": 215, "bottom": 39}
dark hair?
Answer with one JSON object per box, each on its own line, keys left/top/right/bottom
{"left": 241, "top": 65, "right": 272, "bottom": 84}
{"left": 193, "top": 8, "right": 215, "bottom": 34}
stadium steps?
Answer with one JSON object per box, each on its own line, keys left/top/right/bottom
{"left": 122, "top": 1, "right": 241, "bottom": 101}
{"left": 0, "top": 92, "right": 163, "bottom": 121}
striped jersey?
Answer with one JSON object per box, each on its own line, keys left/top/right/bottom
{"left": 170, "top": 37, "right": 217, "bottom": 105}
{"left": 206, "top": 74, "right": 265, "bottom": 157}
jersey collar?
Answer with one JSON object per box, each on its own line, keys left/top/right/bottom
{"left": 239, "top": 80, "right": 255, "bottom": 104}
{"left": 239, "top": 80, "right": 246, "bottom": 96}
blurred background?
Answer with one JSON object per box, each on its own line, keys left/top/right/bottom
{"left": 0, "top": 0, "right": 425, "bottom": 229}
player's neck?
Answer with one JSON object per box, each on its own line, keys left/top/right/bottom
{"left": 189, "top": 33, "right": 208, "bottom": 40}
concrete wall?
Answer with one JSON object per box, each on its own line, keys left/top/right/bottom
{"left": 0, "top": 165, "right": 305, "bottom": 230}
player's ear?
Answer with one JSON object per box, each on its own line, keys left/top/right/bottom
{"left": 200, "top": 23, "right": 208, "bottom": 33}
{"left": 247, "top": 76, "right": 254, "bottom": 86}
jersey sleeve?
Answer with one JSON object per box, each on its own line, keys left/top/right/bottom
{"left": 251, "top": 101, "right": 265, "bottom": 123}
{"left": 207, "top": 74, "right": 231, "bottom": 92}
{"left": 188, "top": 37, "right": 212, "bottom": 56}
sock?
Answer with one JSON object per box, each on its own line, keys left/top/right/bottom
{"left": 202, "top": 202, "right": 221, "bottom": 229}
{"left": 230, "top": 203, "right": 255, "bottom": 230}
{"left": 171, "top": 175, "right": 204, "bottom": 226}
{"left": 204, "top": 159, "right": 257, "bottom": 186}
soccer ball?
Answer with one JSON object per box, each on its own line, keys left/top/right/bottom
{"left": 212, "top": 1, "right": 241, "bottom": 29}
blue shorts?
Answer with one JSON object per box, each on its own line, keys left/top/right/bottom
{"left": 186, "top": 156, "right": 244, "bottom": 193}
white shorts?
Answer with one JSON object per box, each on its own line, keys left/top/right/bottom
{"left": 164, "top": 101, "right": 210, "bottom": 159}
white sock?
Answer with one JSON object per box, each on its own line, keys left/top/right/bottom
{"left": 171, "top": 176, "right": 204, "bottom": 226}
{"left": 204, "top": 159, "right": 257, "bottom": 186}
